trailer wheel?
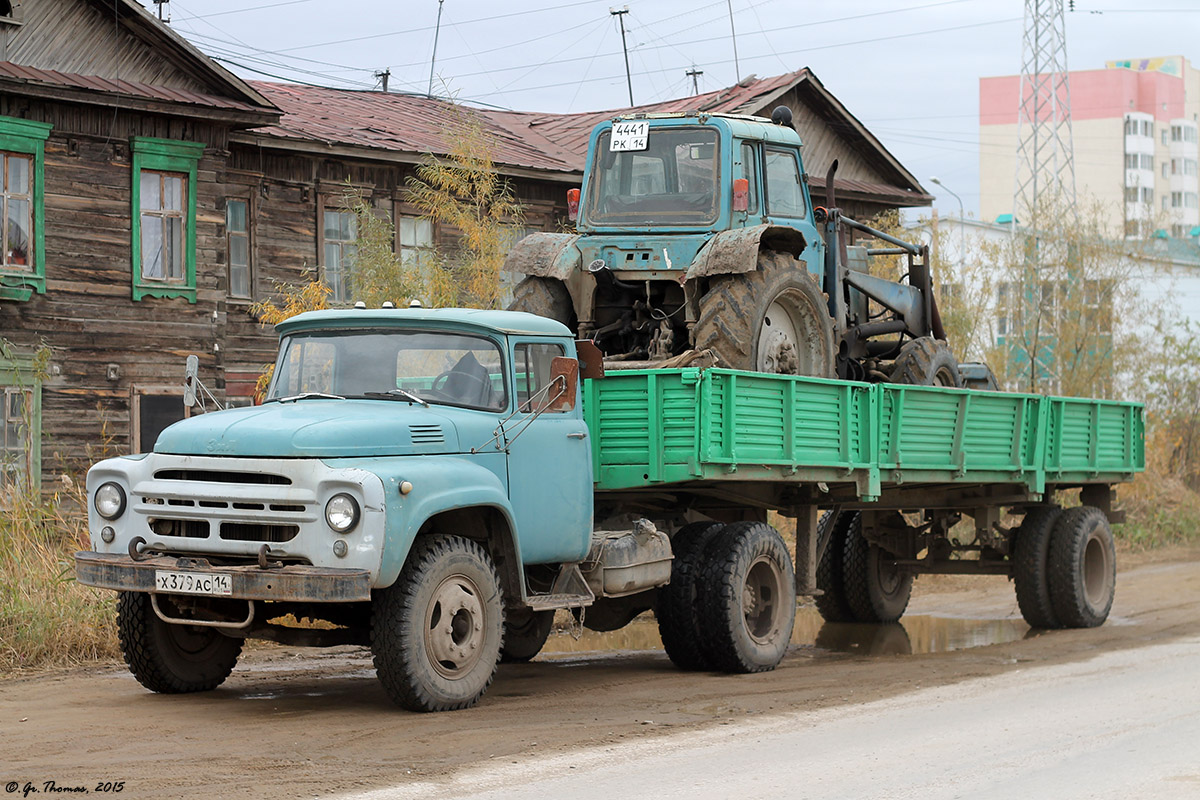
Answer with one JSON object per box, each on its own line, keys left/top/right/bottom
{"left": 507, "top": 276, "right": 574, "bottom": 327}
{"left": 696, "top": 521, "right": 796, "bottom": 673}
{"left": 1046, "top": 506, "right": 1116, "bottom": 629}
{"left": 842, "top": 515, "right": 913, "bottom": 623}
{"left": 693, "top": 251, "right": 835, "bottom": 377}
{"left": 116, "top": 591, "right": 242, "bottom": 694}
{"left": 371, "top": 535, "right": 504, "bottom": 712}
{"left": 499, "top": 609, "right": 554, "bottom": 663}
{"left": 814, "top": 511, "right": 858, "bottom": 623}
{"left": 1012, "top": 505, "right": 1064, "bottom": 629}
{"left": 890, "top": 337, "right": 960, "bottom": 387}
{"left": 656, "top": 521, "right": 725, "bottom": 671}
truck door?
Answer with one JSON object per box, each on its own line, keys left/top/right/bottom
{"left": 503, "top": 340, "right": 593, "bottom": 565}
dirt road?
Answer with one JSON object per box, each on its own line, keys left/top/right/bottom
{"left": 2, "top": 548, "right": 1199, "bottom": 800}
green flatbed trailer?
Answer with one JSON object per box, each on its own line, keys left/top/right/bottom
{"left": 584, "top": 367, "right": 1142, "bottom": 619}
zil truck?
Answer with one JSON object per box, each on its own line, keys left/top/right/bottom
{"left": 75, "top": 306, "right": 1143, "bottom": 712}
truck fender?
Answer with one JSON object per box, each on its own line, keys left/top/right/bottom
{"left": 502, "top": 232, "right": 582, "bottom": 282}
{"left": 372, "top": 458, "right": 523, "bottom": 589}
{"left": 685, "top": 224, "right": 808, "bottom": 280}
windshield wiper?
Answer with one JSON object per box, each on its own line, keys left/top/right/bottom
{"left": 359, "top": 389, "right": 431, "bottom": 408}
{"left": 267, "top": 392, "right": 346, "bottom": 404}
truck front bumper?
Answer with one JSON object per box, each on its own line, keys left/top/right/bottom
{"left": 75, "top": 551, "right": 372, "bottom": 603}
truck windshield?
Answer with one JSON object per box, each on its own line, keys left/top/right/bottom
{"left": 268, "top": 330, "right": 507, "bottom": 411}
{"left": 587, "top": 126, "right": 720, "bottom": 226}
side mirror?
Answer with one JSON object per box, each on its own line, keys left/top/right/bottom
{"left": 545, "top": 356, "right": 579, "bottom": 412}
{"left": 184, "top": 354, "right": 199, "bottom": 408}
{"left": 732, "top": 178, "right": 749, "bottom": 212}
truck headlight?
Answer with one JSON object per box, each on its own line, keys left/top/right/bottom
{"left": 94, "top": 482, "right": 127, "bottom": 520}
{"left": 325, "top": 493, "right": 360, "bottom": 533}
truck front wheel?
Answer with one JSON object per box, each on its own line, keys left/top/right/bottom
{"left": 116, "top": 591, "right": 242, "bottom": 693}
{"left": 696, "top": 522, "right": 796, "bottom": 673}
{"left": 371, "top": 535, "right": 504, "bottom": 712}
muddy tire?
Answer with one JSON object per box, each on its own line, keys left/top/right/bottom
{"left": 500, "top": 609, "right": 554, "bottom": 663}
{"left": 1012, "top": 505, "right": 1064, "bottom": 629}
{"left": 371, "top": 535, "right": 504, "bottom": 712}
{"left": 1047, "top": 506, "right": 1116, "bottom": 629}
{"left": 507, "top": 276, "right": 574, "bottom": 327}
{"left": 116, "top": 591, "right": 242, "bottom": 693}
{"left": 693, "top": 250, "right": 835, "bottom": 376}
{"left": 890, "top": 336, "right": 960, "bottom": 387}
{"left": 842, "top": 515, "right": 913, "bottom": 623}
{"left": 656, "top": 521, "right": 725, "bottom": 671}
{"left": 695, "top": 521, "right": 796, "bottom": 673}
{"left": 814, "top": 510, "right": 857, "bottom": 623}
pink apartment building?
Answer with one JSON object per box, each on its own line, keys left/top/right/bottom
{"left": 980, "top": 56, "right": 1200, "bottom": 238}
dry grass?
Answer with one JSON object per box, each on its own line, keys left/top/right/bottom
{"left": 0, "top": 475, "right": 119, "bottom": 674}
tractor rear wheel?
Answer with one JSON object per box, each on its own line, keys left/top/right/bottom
{"left": 693, "top": 250, "right": 835, "bottom": 377}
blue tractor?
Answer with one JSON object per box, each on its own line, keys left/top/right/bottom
{"left": 505, "top": 109, "right": 980, "bottom": 387}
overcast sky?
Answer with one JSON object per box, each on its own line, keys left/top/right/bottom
{"left": 161, "top": 0, "right": 1200, "bottom": 218}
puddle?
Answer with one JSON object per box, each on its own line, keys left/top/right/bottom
{"left": 538, "top": 606, "right": 1030, "bottom": 659}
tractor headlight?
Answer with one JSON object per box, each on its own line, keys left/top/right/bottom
{"left": 94, "top": 482, "right": 127, "bottom": 520}
{"left": 325, "top": 493, "right": 360, "bottom": 533}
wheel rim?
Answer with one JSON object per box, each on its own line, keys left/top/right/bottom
{"left": 933, "top": 365, "right": 957, "bottom": 387}
{"left": 742, "top": 555, "right": 787, "bottom": 644}
{"left": 871, "top": 547, "right": 906, "bottom": 600}
{"left": 424, "top": 574, "right": 486, "bottom": 679}
{"left": 1083, "top": 532, "right": 1113, "bottom": 608}
{"left": 757, "top": 288, "right": 825, "bottom": 375}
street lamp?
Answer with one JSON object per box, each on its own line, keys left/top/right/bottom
{"left": 930, "top": 176, "right": 965, "bottom": 273}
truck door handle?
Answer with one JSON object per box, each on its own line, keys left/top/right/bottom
{"left": 567, "top": 431, "right": 588, "bottom": 439}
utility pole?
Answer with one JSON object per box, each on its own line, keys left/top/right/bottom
{"left": 726, "top": 0, "right": 741, "bottom": 82}
{"left": 375, "top": 69, "right": 391, "bottom": 93}
{"left": 611, "top": 6, "right": 634, "bottom": 106}
{"left": 428, "top": 0, "right": 446, "bottom": 98}
{"left": 686, "top": 66, "right": 703, "bottom": 95}
{"left": 1012, "top": 0, "right": 1077, "bottom": 231}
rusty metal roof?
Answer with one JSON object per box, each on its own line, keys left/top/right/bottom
{"left": 0, "top": 60, "right": 269, "bottom": 113}
{"left": 248, "top": 81, "right": 578, "bottom": 174}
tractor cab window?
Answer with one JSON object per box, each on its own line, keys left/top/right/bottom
{"left": 737, "top": 141, "right": 759, "bottom": 215}
{"left": 588, "top": 126, "right": 719, "bottom": 226}
{"left": 765, "top": 147, "right": 806, "bottom": 218}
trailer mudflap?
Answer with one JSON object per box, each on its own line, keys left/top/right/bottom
{"left": 75, "top": 551, "right": 371, "bottom": 603}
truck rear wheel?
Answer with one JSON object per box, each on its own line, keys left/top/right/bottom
{"left": 1047, "top": 506, "right": 1116, "bottom": 629}
{"left": 890, "top": 336, "right": 959, "bottom": 386}
{"left": 693, "top": 251, "right": 835, "bottom": 377}
{"left": 813, "top": 511, "right": 858, "bottom": 623}
{"left": 1012, "top": 505, "right": 1064, "bottom": 629}
{"left": 842, "top": 514, "right": 913, "bottom": 623}
{"left": 116, "top": 591, "right": 242, "bottom": 694}
{"left": 371, "top": 535, "right": 504, "bottom": 712}
{"left": 507, "top": 276, "right": 574, "bottom": 327}
{"left": 696, "top": 521, "right": 796, "bottom": 673}
{"left": 500, "top": 609, "right": 554, "bottom": 663}
{"left": 656, "top": 521, "right": 725, "bottom": 671}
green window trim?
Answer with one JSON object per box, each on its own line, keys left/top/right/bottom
{"left": 131, "top": 137, "right": 204, "bottom": 303}
{"left": 0, "top": 352, "right": 42, "bottom": 490}
{"left": 0, "top": 115, "right": 51, "bottom": 301}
